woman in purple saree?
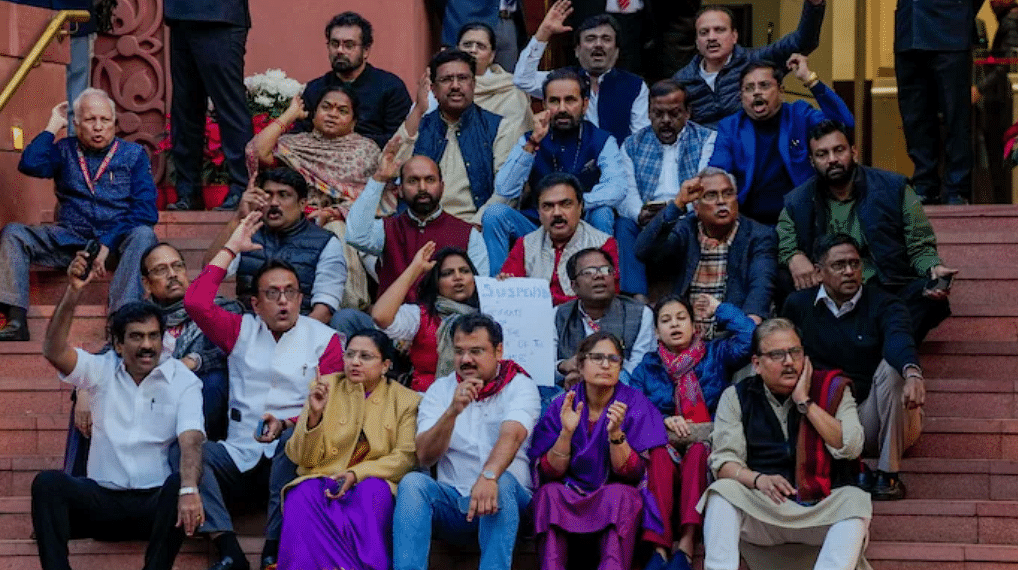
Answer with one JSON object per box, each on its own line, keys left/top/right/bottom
{"left": 529, "top": 331, "right": 670, "bottom": 570}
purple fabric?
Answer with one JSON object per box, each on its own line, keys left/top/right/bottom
{"left": 277, "top": 477, "right": 393, "bottom": 570}
{"left": 529, "top": 382, "right": 669, "bottom": 535}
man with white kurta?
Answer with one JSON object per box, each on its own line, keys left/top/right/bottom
{"left": 700, "top": 318, "right": 871, "bottom": 570}
{"left": 184, "top": 212, "right": 346, "bottom": 570}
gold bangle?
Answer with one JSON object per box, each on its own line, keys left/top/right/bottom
{"left": 803, "top": 72, "right": 820, "bottom": 89}
{"left": 549, "top": 447, "right": 570, "bottom": 458}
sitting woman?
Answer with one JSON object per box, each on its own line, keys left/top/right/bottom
{"left": 372, "top": 242, "right": 479, "bottom": 392}
{"left": 426, "top": 22, "right": 534, "bottom": 139}
{"left": 630, "top": 293, "right": 756, "bottom": 570}
{"left": 278, "top": 329, "right": 421, "bottom": 570}
{"left": 529, "top": 331, "right": 669, "bottom": 570}
{"left": 247, "top": 84, "right": 390, "bottom": 308}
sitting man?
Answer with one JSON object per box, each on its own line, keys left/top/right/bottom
{"left": 554, "top": 247, "right": 654, "bottom": 387}
{"left": 393, "top": 313, "right": 541, "bottom": 570}
{"left": 708, "top": 56, "right": 854, "bottom": 225}
{"left": 395, "top": 48, "right": 517, "bottom": 225}
{"left": 346, "top": 150, "right": 489, "bottom": 300}
{"left": 673, "top": 0, "right": 827, "bottom": 128}
{"left": 515, "top": 4, "right": 650, "bottom": 144}
{"left": 636, "top": 167, "right": 776, "bottom": 335}
{"left": 617, "top": 79, "right": 716, "bottom": 298}
{"left": 203, "top": 167, "right": 348, "bottom": 328}
{"left": 185, "top": 213, "right": 346, "bottom": 570}
{"left": 498, "top": 172, "right": 619, "bottom": 306}
{"left": 782, "top": 234, "right": 925, "bottom": 500}
{"left": 0, "top": 89, "right": 158, "bottom": 340}
{"left": 778, "top": 120, "right": 955, "bottom": 341}
{"left": 68, "top": 243, "right": 242, "bottom": 475}
{"left": 701, "top": 317, "right": 871, "bottom": 570}
{"left": 485, "top": 68, "right": 629, "bottom": 287}
{"left": 35, "top": 251, "right": 205, "bottom": 570}
{"left": 296, "top": 11, "right": 412, "bottom": 148}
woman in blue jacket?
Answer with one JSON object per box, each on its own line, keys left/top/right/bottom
{"left": 631, "top": 293, "right": 755, "bottom": 570}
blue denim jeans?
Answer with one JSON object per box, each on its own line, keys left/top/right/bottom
{"left": 613, "top": 216, "right": 648, "bottom": 295}
{"left": 481, "top": 204, "right": 617, "bottom": 277}
{"left": 392, "top": 471, "right": 531, "bottom": 570}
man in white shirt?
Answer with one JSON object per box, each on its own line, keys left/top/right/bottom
{"left": 514, "top": 1, "right": 650, "bottom": 145}
{"left": 393, "top": 313, "right": 541, "bottom": 570}
{"left": 34, "top": 251, "right": 205, "bottom": 570}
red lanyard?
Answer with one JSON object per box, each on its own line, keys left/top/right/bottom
{"left": 76, "top": 140, "right": 119, "bottom": 195}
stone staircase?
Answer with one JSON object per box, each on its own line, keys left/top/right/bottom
{"left": 0, "top": 206, "right": 1015, "bottom": 569}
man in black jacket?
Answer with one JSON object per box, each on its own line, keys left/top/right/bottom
{"left": 782, "top": 234, "right": 925, "bottom": 501}
{"left": 164, "top": 0, "right": 253, "bottom": 212}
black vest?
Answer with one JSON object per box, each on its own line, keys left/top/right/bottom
{"left": 784, "top": 165, "right": 916, "bottom": 286}
{"left": 734, "top": 376, "right": 857, "bottom": 491}
{"left": 236, "top": 218, "right": 334, "bottom": 314}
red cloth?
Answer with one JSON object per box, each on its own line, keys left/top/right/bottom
{"left": 796, "top": 369, "right": 852, "bottom": 503}
{"left": 408, "top": 307, "right": 441, "bottom": 392}
{"left": 455, "top": 359, "right": 528, "bottom": 401}
{"left": 183, "top": 264, "right": 345, "bottom": 374}
{"left": 500, "top": 236, "right": 619, "bottom": 306}
{"left": 377, "top": 211, "right": 472, "bottom": 302}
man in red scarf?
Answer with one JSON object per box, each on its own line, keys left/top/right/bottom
{"left": 393, "top": 313, "right": 541, "bottom": 570}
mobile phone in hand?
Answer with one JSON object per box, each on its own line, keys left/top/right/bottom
{"left": 81, "top": 240, "right": 101, "bottom": 280}
{"left": 254, "top": 418, "right": 269, "bottom": 439}
{"left": 926, "top": 273, "right": 954, "bottom": 292}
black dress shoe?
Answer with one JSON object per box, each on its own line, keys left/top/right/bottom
{"left": 207, "top": 556, "right": 249, "bottom": 570}
{"left": 166, "top": 195, "right": 196, "bottom": 211}
{"left": 214, "top": 192, "right": 241, "bottom": 211}
{"left": 856, "top": 463, "right": 875, "bottom": 492}
{"left": 0, "top": 320, "right": 29, "bottom": 341}
{"left": 872, "top": 471, "right": 907, "bottom": 500}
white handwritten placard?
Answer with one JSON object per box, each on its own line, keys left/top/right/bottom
{"left": 476, "top": 276, "right": 555, "bottom": 386}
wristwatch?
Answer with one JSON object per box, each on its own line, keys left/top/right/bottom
{"left": 481, "top": 469, "right": 497, "bottom": 480}
{"left": 178, "top": 486, "right": 198, "bottom": 496}
{"left": 796, "top": 398, "right": 813, "bottom": 414}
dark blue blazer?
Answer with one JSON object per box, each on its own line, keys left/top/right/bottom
{"left": 894, "top": 0, "right": 983, "bottom": 52}
{"left": 164, "top": 0, "right": 250, "bottom": 27}
{"left": 708, "top": 82, "right": 854, "bottom": 205}
{"left": 635, "top": 206, "right": 777, "bottom": 319}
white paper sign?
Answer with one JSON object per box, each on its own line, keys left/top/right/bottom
{"left": 475, "top": 276, "right": 556, "bottom": 386}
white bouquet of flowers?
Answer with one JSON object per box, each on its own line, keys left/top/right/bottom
{"left": 245, "top": 69, "right": 303, "bottom": 118}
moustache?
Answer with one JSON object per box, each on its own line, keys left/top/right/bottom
{"left": 706, "top": 41, "right": 720, "bottom": 49}
{"left": 267, "top": 206, "right": 283, "bottom": 217}
{"left": 136, "top": 349, "right": 157, "bottom": 359}
{"left": 551, "top": 216, "right": 567, "bottom": 225}
{"left": 165, "top": 277, "right": 182, "bottom": 288}
{"left": 591, "top": 48, "right": 606, "bottom": 56}
{"left": 459, "top": 364, "right": 477, "bottom": 371}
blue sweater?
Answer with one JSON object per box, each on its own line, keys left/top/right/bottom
{"left": 629, "top": 303, "right": 756, "bottom": 417}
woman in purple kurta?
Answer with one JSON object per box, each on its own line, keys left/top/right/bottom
{"left": 529, "top": 331, "right": 670, "bottom": 570}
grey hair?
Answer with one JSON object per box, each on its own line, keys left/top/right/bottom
{"left": 695, "top": 166, "right": 737, "bottom": 190}
{"left": 72, "top": 88, "right": 116, "bottom": 123}
{"left": 750, "top": 317, "right": 801, "bottom": 355}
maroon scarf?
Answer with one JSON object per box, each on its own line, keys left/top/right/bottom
{"left": 796, "top": 369, "right": 853, "bottom": 503}
{"left": 657, "top": 338, "right": 710, "bottom": 423}
{"left": 456, "top": 359, "right": 528, "bottom": 401}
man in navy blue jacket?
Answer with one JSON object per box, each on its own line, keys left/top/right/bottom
{"left": 673, "top": 0, "right": 826, "bottom": 128}
{"left": 164, "top": 0, "right": 253, "bottom": 212}
{"left": 894, "top": 0, "right": 983, "bottom": 204}
{"left": 0, "top": 91, "right": 158, "bottom": 341}
{"left": 708, "top": 57, "right": 854, "bottom": 225}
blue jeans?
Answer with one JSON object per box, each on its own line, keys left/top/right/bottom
{"left": 613, "top": 217, "right": 648, "bottom": 295}
{"left": 481, "top": 204, "right": 616, "bottom": 277}
{"left": 393, "top": 471, "right": 531, "bottom": 570}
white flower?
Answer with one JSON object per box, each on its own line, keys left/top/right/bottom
{"left": 254, "top": 94, "right": 274, "bottom": 108}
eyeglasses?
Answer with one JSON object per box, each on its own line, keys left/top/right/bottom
{"left": 742, "top": 80, "right": 777, "bottom": 93}
{"left": 700, "top": 189, "right": 737, "bottom": 204}
{"left": 584, "top": 352, "right": 623, "bottom": 366}
{"left": 758, "top": 347, "right": 805, "bottom": 362}
{"left": 328, "top": 40, "right": 362, "bottom": 51}
{"left": 260, "top": 287, "right": 300, "bottom": 302}
{"left": 577, "top": 265, "right": 613, "bottom": 278}
{"left": 459, "top": 40, "right": 491, "bottom": 51}
{"left": 827, "top": 259, "right": 862, "bottom": 272}
{"left": 148, "top": 261, "right": 186, "bottom": 279}
{"left": 344, "top": 350, "right": 381, "bottom": 362}
{"left": 436, "top": 73, "right": 473, "bottom": 86}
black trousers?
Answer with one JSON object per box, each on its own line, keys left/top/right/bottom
{"left": 31, "top": 471, "right": 185, "bottom": 570}
{"left": 169, "top": 22, "right": 253, "bottom": 202}
{"left": 894, "top": 49, "right": 973, "bottom": 202}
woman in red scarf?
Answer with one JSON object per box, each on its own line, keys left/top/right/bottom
{"left": 630, "top": 294, "right": 756, "bottom": 570}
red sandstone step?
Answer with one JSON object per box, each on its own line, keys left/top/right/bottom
{"left": 924, "top": 378, "right": 1017, "bottom": 419}
{"left": 897, "top": 458, "right": 1018, "bottom": 501}
{"left": 869, "top": 500, "right": 1018, "bottom": 545}
{"left": 867, "top": 541, "right": 1018, "bottom": 569}
{"left": 906, "top": 419, "right": 1018, "bottom": 460}
{"left": 0, "top": 537, "right": 262, "bottom": 570}
{"left": 0, "top": 456, "right": 61, "bottom": 497}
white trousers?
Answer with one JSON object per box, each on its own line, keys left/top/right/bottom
{"left": 702, "top": 494, "right": 867, "bottom": 570}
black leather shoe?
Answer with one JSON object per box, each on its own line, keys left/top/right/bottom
{"left": 872, "top": 471, "right": 907, "bottom": 500}
{"left": 260, "top": 555, "right": 277, "bottom": 570}
{"left": 206, "top": 556, "right": 249, "bottom": 570}
{"left": 918, "top": 193, "right": 942, "bottom": 206}
{"left": 214, "top": 192, "right": 241, "bottom": 211}
{"left": 856, "top": 463, "right": 875, "bottom": 492}
{"left": 166, "top": 195, "right": 196, "bottom": 211}
{"left": 0, "top": 320, "right": 29, "bottom": 341}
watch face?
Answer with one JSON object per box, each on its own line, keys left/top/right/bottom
{"left": 482, "top": 469, "right": 496, "bottom": 480}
